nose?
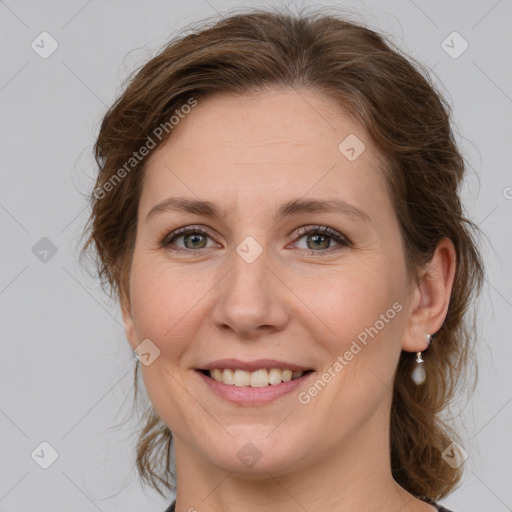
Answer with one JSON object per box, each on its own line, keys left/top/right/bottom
{"left": 211, "top": 246, "right": 289, "bottom": 339}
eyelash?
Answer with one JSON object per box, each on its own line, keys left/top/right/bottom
{"left": 160, "top": 224, "right": 351, "bottom": 256}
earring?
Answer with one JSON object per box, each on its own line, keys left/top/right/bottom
{"left": 411, "top": 334, "right": 432, "bottom": 385}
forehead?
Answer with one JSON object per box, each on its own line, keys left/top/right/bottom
{"left": 140, "top": 88, "right": 391, "bottom": 221}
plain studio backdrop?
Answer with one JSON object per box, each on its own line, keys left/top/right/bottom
{"left": 0, "top": 0, "right": 510, "bottom": 511}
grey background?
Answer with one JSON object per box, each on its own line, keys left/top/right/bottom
{"left": 1, "top": 0, "right": 511, "bottom": 510}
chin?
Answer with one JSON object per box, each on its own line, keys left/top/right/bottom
{"left": 196, "top": 426, "right": 312, "bottom": 477}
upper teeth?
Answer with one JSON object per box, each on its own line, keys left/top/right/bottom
{"left": 209, "top": 368, "right": 304, "bottom": 387}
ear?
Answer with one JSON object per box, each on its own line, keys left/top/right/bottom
{"left": 401, "top": 237, "right": 457, "bottom": 353}
{"left": 120, "top": 293, "right": 138, "bottom": 352}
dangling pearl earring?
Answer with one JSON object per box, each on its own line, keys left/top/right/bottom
{"left": 411, "top": 334, "right": 432, "bottom": 385}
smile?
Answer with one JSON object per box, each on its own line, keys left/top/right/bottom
{"left": 201, "top": 368, "right": 311, "bottom": 387}
{"left": 195, "top": 366, "right": 315, "bottom": 405}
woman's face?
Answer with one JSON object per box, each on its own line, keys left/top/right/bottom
{"left": 122, "top": 88, "right": 418, "bottom": 476}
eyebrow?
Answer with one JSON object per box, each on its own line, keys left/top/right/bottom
{"left": 145, "top": 196, "right": 371, "bottom": 224}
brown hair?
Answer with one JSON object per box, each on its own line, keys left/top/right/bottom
{"left": 79, "top": 6, "right": 484, "bottom": 502}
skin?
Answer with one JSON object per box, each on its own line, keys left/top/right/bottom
{"left": 121, "top": 88, "right": 456, "bottom": 512}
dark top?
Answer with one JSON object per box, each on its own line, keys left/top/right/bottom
{"left": 164, "top": 498, "right": 454, "bottom": 511}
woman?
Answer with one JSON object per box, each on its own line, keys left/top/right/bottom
{"left": 80, "top": 8, "right": 484, "bottom": 512}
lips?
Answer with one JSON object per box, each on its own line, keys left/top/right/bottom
{"left": 195, "top": 358, "right": 314, "bottom": 403}
{"left": 196, "top": 364, "right": 315, "bottom": 405}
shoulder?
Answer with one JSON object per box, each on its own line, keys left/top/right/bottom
{"left": 162, "top": 499, "right": 455, "bottom": 512}
{"left": 427, "top": 500, "right": 455, "bottom": 512}
{"left": 163, "top": 501, "right": 175, "bottom": 512}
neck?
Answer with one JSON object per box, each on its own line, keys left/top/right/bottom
{"left": 171, "top": 404, "right": 429, "bottom": 512}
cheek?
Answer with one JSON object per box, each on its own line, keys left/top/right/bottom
{"left": 300, "top": 265, "right": 404, "bottom": 435}
{"left": 299, "top": 260, "right": 405, "bottom": 411}
{"left": 295, "top": 259, "right": 402, "bottom": 342}
{"left": 128, "top": 260, "right": 205, "bottom": 355}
